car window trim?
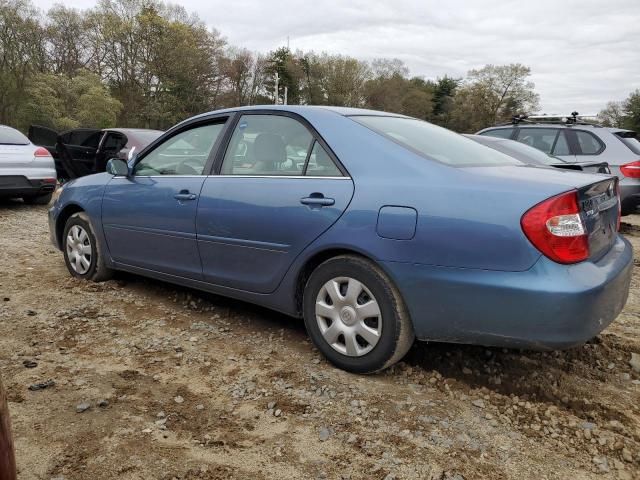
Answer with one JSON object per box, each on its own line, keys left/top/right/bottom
{"left": 212, "top": 110, "right": 349, "bottom": 178}
{"left": 133, "top": 115, "right": 232, "bottom": 177}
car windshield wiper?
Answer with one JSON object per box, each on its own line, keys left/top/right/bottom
{"left": 0, "top": 142, "right": 28, "bottom": 145}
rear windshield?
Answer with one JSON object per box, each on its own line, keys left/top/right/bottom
{"left": 0, "top": 126, "right": 29, "bottom": 145}
{"left": 615, "top": 131, "right": 640, "bottom": 155}
{"left": 352, "top": 116, "right": 522, "bottom": 167}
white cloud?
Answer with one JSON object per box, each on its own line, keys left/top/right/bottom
{"left": 37, "top": 0, "right": 640, "bottom": 114}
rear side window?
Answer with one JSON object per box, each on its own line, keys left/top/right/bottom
{"left": 305, "top": 141, "right": 342, "bottom": 176}
{"left": 479, "top": 128, "right": 513, "bottom": 139}
{"left": 353, "top": 116, "right": 522, "bottom": 166}
{"left": 516, "top": 128, "right": 558, "bottom": 154}
{"left": 614, "top": 131, "right": 640, "bottom": 155}
{"left": 574, "top": 130, "right": 604, "bottom": 155}
{"left": 0, "top": 126, "right": 29, "bottom": 145}
{"left": 222, "top": 114, "right": 314, "bottom": 176}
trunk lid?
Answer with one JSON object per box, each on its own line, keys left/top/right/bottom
{"left": 460, "top": 165, "right": 619, "bottom": 262}
{"left": 578, "top": 177, "right": 619, "bottom": 261}
{"left": 0, "top": 144, "right": 35, "bottom": 167}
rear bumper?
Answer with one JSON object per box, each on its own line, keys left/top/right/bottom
{"left": 383, "top": 235, "right": 633, "bottom": 350}
{"left": 0, "top": 175, "right": 56, "bottom": 198}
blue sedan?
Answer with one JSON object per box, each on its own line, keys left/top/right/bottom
{"left": 48, "top": 106, "right": 633, "bottom": 373}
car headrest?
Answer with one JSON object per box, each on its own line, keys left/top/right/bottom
{"left": 254, "top": 133, "right": 286, "bottom": 166}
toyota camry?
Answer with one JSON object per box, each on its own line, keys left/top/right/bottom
{"left": 48, "top": 106, "right": 632, "bottom": 373}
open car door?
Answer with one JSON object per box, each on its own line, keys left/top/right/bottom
{"left": 28, "top": 125, "right": 58, "bottom": 157}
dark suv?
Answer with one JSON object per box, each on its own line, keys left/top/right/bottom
{"left": 477, "top": 119, "right": 640, "bottom": 215}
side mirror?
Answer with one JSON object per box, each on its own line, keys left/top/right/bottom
{"left": 106, "top": 158, "right": 129, "bottom": 176}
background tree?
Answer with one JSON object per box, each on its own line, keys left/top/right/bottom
{"left": 598, "top": 101, "right": 626, "bottom": 128}
{"left": 0, "top": 0, "right": 552, "bottom": 135}
{"left": 20, "top": 71, "right": 121, "bottom": 130}
{"left": 0, "top": 0, "right": 46, "bottom": 124}
{"left": 623, "top": 90, "right": 640, "bottom": 132}
{"left": 448, "top": 64, "right": 539, "bottom": 132}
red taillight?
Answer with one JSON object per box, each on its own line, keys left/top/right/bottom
{"left": 34, "top": 147, "right": 51, "bottom": 157}
{"left": 620, "top": 160, "right": 640, "bottom": 178}
{"left": 521, "top": 190, "right": 589, "bottom": 264}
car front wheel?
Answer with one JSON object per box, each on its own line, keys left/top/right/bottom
{"left": 303, "top": 255, "right": 415, "bottom": 374}
{"left": 62, "top": 212, "right": 113, "bottom": 282}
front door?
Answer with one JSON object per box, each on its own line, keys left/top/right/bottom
{"left": 101, "top": 120, "right": 228, "bottom": 279}
{"left": 197, "top": 113, "right": 354, "bottom": 293}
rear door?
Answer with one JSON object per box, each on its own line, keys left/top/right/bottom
{"left": 61, "top": 129, "right": 103, "bottom": 172}
{"left": 197, "top": 112, "right": 354, "bottom": 293}
{"left": 28, "top": 125, "right": 58, "bottom": 156}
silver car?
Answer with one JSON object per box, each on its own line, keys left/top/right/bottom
{"left": 477, "top": 119, "right": 640, "bottom": 215}
{"left": 0, "top": 125, "right": 57, "bottom": 204}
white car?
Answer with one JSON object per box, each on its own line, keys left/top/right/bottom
{"left": 0, "top": 125, "right": 57, "bottom": 204}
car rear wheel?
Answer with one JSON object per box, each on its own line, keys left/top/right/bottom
{"left": 62, "top": 212, "right": 113, "bottom": 282}
{"left": 303, "top": 255, "right": 415, "bottom": 374}
{"left": 22, "top": 192, "right": 52, "bottom": 205}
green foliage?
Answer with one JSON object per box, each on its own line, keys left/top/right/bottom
{"left": 448, "top": 64, "right": 539, "bottom": 132}
{"left": 21, "top": 71, "right": 122, "bottom": 130}
{"left": 624, "top": 90, "right": 640, "bottom": 132}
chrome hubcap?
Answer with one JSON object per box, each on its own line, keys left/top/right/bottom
{"left": 315, "top": 277, "right": 382, "bottom": 357}
{"left": 66, "top": 225, "right": 92, "bottom": 274}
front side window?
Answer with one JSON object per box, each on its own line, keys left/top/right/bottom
{"left": 221, "top": 115, "right": 314, "bottom": 175}
{"left": 353, "top": 116, "right": 521, "bottom": 167}
{"left": 574, "top": 130, "right": 604, "bottom": 155}
{"left": 135, "top": 122, "right": 224, "bottom": 176}
{"left": 515, "top": 128, "right": 558, "bottom": 154}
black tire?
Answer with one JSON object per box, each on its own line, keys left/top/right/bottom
{"left": 23, "top": 192, "right": 52, "bottom": 205}
{"left": 62, "top": 212, "right": 113, "bottom": 282}
{"left": 303, "top": 255, "right": 415, "bottom": 374}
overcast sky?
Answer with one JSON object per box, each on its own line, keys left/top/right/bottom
{"left": 37, "top": 0, "right": 640, "bottom": 114}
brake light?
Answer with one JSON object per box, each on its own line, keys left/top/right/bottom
{"left": 620, "top": 160, "right": 640, "bottom": 178}
{"left": 34, "top": 147, "right": 51, "bottom": 157}
{"left": 521, "top": 190, "right": 589, "bottom": 264}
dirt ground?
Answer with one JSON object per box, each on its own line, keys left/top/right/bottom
{"left": 0, "top": 200, "right": 639, "bottom": 480}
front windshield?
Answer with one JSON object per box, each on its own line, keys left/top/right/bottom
{"left": 352, "top": 116, "right": 523, "bottom": 167}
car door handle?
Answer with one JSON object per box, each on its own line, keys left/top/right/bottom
{"left": 300, "top": 195, "right": 335, "bottom": 207}
{"left": 174, "top": 191, "right": 197, "bottom": 201}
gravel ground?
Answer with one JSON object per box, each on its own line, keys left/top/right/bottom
{"left": 0, "top": 199, "right": 639, "bottom": 480}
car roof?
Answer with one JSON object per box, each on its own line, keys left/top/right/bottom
{"left": 484, "top": 123, "right": 605, "bottom": 130}
{"left": 188, "top": 105, "right": 407, "bottom": 122}
{"left": 107, "top": 128, "right": 163, "bottom": 134}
